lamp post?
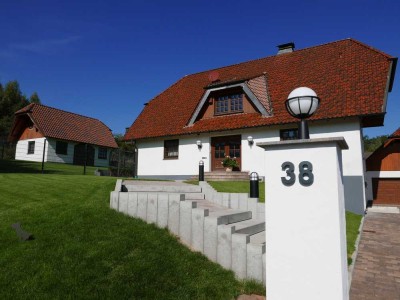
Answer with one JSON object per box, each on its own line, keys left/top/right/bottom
{"left": 285, "top": 87, "right": 320, "bottom": 139}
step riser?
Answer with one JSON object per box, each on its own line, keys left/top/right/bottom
{"left": 124, "top": 185, "right": 202, "bottom": 193}
{"left": 247, "top": 243, "right": 266, "bottom": 283}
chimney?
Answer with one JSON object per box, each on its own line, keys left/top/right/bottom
{"left": 277, "top": 42, "right": 295, "bottom": 55}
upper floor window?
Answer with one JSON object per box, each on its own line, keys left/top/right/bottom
{"left": 280, "top": 128, "right": 298, "bottom": 141}
{"left": 56, "top": 141, "right": 68, "bottom": 155}
{"left": 164, "top": 139, "right": 179, "bottom": 159}
{"left": 215, "top": 94, "right": 243, "bottom": 115}
{"left": 27, "top": 141, "right": 35, "bottom": 154}
{"left": 98, "top": 147, "right": 107, "bottom": 160}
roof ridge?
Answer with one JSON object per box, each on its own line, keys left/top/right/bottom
{"left": 184, "top": 38, "right": 394, "bottom": 79}
{"left": 30, "top": 103, "right": 104, "bottom": 123}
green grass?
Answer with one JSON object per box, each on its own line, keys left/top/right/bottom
{"left": 0, "top": 159, "right": 107, "bottom": 175}
{"left": 208, "top": 181, "right": 265, "bottom": 203}
{"left": 345, "top": 211, "right": 363, "bottom": 265}
{"left": 0, "top": 160, "right": 264, "bottom": 299}
{"left": 185, "top": 181, "right": 265, "bottom": 203}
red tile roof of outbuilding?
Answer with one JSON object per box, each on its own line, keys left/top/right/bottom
{"left": 390, "top": 128, "right": 400, "bottom": 138}
{"left": 124, "top": 38, "right": 396, "bottom": 140}
{"left": 13, "top": 103, "right": 118, "bottom": 148}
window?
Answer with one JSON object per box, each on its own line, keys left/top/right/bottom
{"left": 27, "top": 141, "right": 35, "bottom": 154}
{"left": 215, "top": 94, "right": 243, "bottom": 115}
{"left": 280, "top": 128, "right": 298, "bottom": 140}
{"left": 164, "top": 139, "right": 179, "bottom": 159}
{"left": 98, "top": 147, "right": 107, "bottom": 159}
{"left": 229, "top": 141, "right": 241, "bottom": 158}
{"left": 56, "top": 141, "right": 68, "bottom": 155}
{"left": 214, "top": 142, "right": 225, "bottom": 158}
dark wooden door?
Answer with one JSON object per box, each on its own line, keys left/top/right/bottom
{"left": 73, "top": 143, "right": 95, "bottom": 166}
{"left": 211, "top": 135, "right": 241, "bottom": 171}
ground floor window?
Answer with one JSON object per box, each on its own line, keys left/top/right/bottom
{"left": 27, "top": 141, "right": 35, "bottom": 154}
{"left": 98, "top": 147, "right": 107, "bottom": 159}
{"left": 164, "top": 139, "right": 179, "bottom": 159}
{"left": 280, "top": 128, "right": 298, "bottom": 140}
{"left": 56, "top": 141, "right": 68, "bottom": 155}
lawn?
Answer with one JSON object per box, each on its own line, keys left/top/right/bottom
{"left": 0, "top": 160, "right": 264, "bottom": 299}
{"left": 0, "top": 158, "right": 107, "bottom": 175}
{"left": 208, "top": 181, "right": 265, "bottom": 203}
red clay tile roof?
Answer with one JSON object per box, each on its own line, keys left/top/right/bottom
{"left": 13, "top": 103, "right": 118, "bottom": 148}
{"left": 125, "top": 38, "right": 396, "bottom": 140}
{"left": 389, "top": 128, "right": 400, "bottom": 138}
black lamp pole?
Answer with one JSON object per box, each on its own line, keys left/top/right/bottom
{"left": 298, "top": 119, "right": 309, "bottom": 139}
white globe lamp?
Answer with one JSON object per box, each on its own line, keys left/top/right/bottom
{"left": 285, "top": 87, "right": 320, "bottom": 139}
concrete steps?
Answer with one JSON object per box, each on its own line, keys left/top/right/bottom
{"left": 191, "top": 171, "right": 250, "bottom": 181}
{"left": 110, "top": 179, "right": 265, "bottom": 285}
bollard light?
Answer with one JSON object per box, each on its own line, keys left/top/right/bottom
{"left": 249, "top": 172, "right": 259, "bottom": 198}
{"left": 199, "top": 160, "right": 204, "bottom": 181}
{"left": 285, "top": 87, "right": 320, "bottom": 139}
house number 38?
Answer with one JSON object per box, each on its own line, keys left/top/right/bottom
{"left": 281, "top": 161, "right": 314, "bottom": 187}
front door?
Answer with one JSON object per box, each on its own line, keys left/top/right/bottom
{"left": 211, "top": 135, "right": 241, "bottom": 171}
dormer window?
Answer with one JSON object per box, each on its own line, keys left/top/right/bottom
{"left": 215, "top": 93, "right": 243, "bottom": 115}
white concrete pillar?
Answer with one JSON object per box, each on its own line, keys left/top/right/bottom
{"left": 258, "top": 137, "right": 349, "bottom": 300}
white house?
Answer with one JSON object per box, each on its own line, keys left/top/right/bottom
{"left": 124, "top": 39, "right": 397, "bottom": 215}
{"left": 9, "top": 103, "right": 118, "bottom": 167}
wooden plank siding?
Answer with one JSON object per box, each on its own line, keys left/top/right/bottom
{"left": 372, "top": 178, "right": 400, "bottom": 205}
{"left": 366, "top": 141, "right": 400, "bottom": 171}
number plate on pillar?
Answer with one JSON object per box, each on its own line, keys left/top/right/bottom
{"left": 281, "top": 161, "right": 314, "bottom": 186}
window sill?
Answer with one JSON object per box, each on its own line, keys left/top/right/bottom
{"left": 163, "top": 157, "right": 178, "bottom": 160}
{"left": 214, "top": 110, "right": 244, "bottom": 116}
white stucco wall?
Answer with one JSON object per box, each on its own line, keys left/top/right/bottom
{"left": 137, "top": 137, "right": 209, "bottom": 176}
{"left": 136, "top": 118, "right": 366, "bottom": 213}
{"left": 15, "top": 137, "right": 47, "bottom": 162}
{"left": 16, "top": 138, "right": 111, "bottom": 167}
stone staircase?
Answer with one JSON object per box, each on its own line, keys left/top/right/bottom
{"left": 190, "top": 171, "right": 251, "bottom": 181}
{"left": 110, "top": 180, "right": 266, "bottom": 284}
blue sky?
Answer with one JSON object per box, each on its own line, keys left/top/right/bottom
{"left": 1, "top": 0, "right": 399, "bottom": 137}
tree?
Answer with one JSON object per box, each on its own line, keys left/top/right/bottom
{"left": 114, "top": 133, "right": 135, "bottom": 151}
{"left": 0, "top": 80, "right": 40, "bottom": 141}
{"left": 29, "top": 92, "right": 41, "bottom": 104}
{"left": 363, "top": 135, "right": 388, "bottom": 153}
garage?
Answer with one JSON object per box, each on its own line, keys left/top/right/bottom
{"left": 372, "top": 178, "right": 400, "bottom": 206}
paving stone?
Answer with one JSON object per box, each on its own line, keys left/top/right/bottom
{"left": 350, "top": 211, "right": 400, "bottom": 299}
